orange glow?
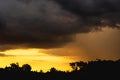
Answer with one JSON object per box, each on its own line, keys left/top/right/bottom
{"left": 0, "top": 49, "right": 75, "bottom": 72}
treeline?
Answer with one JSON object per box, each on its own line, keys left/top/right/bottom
{"left": 0, "top": 59, "right": 120, "bottom": 80}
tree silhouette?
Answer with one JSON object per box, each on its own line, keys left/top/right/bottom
{"left": 0, "top": 59, "right": 120, "bottom": 80}
{"left": 50, "top": 67, "right": 57, "bottom": 72}
{"left": 9, "top": 62, "right": 20, "bottom": 71}
{"left": 21, "top": 64, "right": 31, "bottom": 72}
{"left": 70, "top": 61, "right": 87, "bottom": 70}
{"left": 10, "top": 63, "right": 19, "bottom": 68}
{"left": 76, "top": 61, "right": 87, "bottom": 69}
{"left": 70, "top": 62, "right": 78, "bottom": 71}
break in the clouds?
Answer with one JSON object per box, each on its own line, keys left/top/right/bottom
{"left": 0, "top": 0, "right": 120, "bottom": 50}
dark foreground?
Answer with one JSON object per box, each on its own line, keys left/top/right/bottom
{"left": 0, "top": 59, "right": 120, "bottom": 80}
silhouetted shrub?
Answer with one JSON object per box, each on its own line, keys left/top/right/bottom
{"left": 0, "top": 59, "right": 120, "bottom": 80}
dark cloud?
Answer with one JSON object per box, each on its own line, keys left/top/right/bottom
{"left": 54, "top": 0, "right": 120, "bottom": 15}
{"left": 54, "top": 0, "right": 120, "bottom": 27}
{"left": 0, "top": 0, "right": 120, "bottom": 50}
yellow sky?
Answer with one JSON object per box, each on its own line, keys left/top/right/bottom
{"left": 0, "top": 49, "right": 77, "bottom": 72}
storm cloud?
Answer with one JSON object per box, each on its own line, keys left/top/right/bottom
{"left": 54, "top": 0, "right": 120, "bottom": 26}
{"left": 0, "top": 0, "right": 120, "bottom": 50}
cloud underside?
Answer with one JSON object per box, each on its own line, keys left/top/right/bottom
{"left": 0, "top": 53, "right": 14, "bottom": 57}
{"left": 0, "top": 0, "right": 120, "bottom": 50}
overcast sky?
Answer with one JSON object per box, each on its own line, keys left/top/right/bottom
{"left": 0, "top": 0, "right": 120, "bottom": 71}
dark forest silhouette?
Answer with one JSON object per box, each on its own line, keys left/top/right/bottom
{"left": 0, "top": 59, "right": 120, "bottom": 80}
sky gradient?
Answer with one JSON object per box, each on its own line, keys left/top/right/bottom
{"left": 0, "top": 0, "right": 120, "bottom": 71}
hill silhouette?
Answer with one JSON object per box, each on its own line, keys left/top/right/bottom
{"left": 0, "top": 59, "right": 120, "bottom": 80}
